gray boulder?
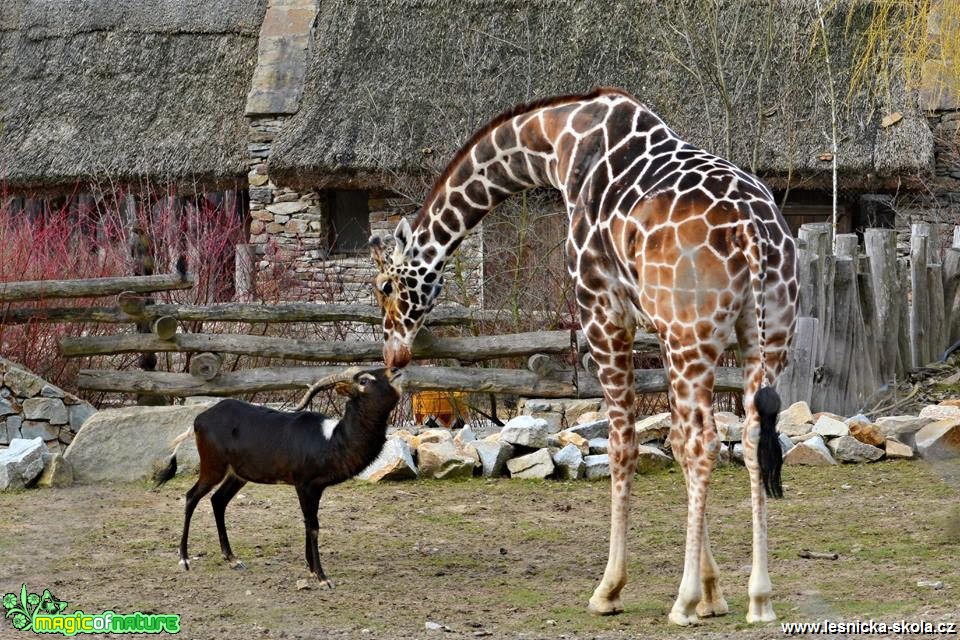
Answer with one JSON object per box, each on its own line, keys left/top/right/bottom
{"left": 1, "top": 416, "right": 22, "bottom": 445}
{"left": 826, "top": 435, "right": 884, "bottom": 463}
{"left": 467, "top": 440, "right": 515, "bottom": 478}
{"left": 567, "top": 419, "right": 609, "bottom": 441}
{"left": 782, "top": 435, "right": 837, "bottom": 466}
{"left": 584, "top": 454, "right": 611, "bottom": 479}
{"left": 0, "top": 397, "right": 17, "bottom": 417}
{"left": 3, "top": 367, "right": 43, "bottom": 397}
{"left": 417, "top": 440, "right": 475, "bottom": 479}
{"left": 636, "top": 445, "right": 672, "bottom": 473}
{"left": 22, "top": 398, "right": 68, "bottom": 424}
{"left": 67, "top": 403, "right": 97, "bottom": 431}
{"left": 552, "top": 443, "right": 584, "bottom": 480}
{"left": 64, "top": 402, "right": 219, "bottom": 484}
{"left": 453, "top": 425, "right": 477, "bottom": 446}
{"left": 634, "top": 413, "right": 671, "bottom": 443}
{"left": 0, "top": 437, "right": 46, "bottom": 490}
{"left": 20, "top": 420, "right": 60, "bottom": 442}
{"left": 884, "top": 438, "right": 914, "bottom": 459}
{"left": 357, "top": 437, "right": 418, "bottom": 482}
{"left": 507, "top": 448, "right": 555, "bottom": 479}
{"left": 500, "top": 416, "right": 550, "bottom": 449}
{"left": 588, "top": 437, "right": 609, "bottom": 454}
{"left": 778, "top": 433, "right": 794, "bottom": 455}
{"left": 875, "top": 416, "right": 932, "bottom": 445}
{"left": 37, "top": 453, "right": 74, "bottom": 488}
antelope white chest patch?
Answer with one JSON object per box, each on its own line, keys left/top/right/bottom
{"left": 321, "top": 418, "right": 339, "bottom": 440}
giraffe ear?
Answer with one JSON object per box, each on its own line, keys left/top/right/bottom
{"left": 393, "top": 218, "right": 412, "bottom": 261}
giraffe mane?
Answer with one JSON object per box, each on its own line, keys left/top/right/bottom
{"left": 415, "top": 86, "right": 638, "bottom": 229}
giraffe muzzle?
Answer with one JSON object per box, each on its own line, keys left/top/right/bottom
{"left": 383, "top": 340, "right": 412, "bottom": 369}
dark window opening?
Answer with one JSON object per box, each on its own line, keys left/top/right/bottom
{"left": 327, "top": 190, "right": 370, "bottom": 254}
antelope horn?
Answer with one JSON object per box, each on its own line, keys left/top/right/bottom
{"left": 292, "top": 367, "right": 363, "bottom": 411}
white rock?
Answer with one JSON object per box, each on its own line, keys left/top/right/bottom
{"left": 634, "top": 413, "right": 671, "bottom": 443}
{"left": 500, "top": 416, "right": 550, "bottom": 448}
{"left": 417, "top": 440, "right": 475, "bottom": 479}
{"left": 63, "top": 403, "right": 219, "bottom": 484}
{"left": 778, "top": 433, "right": 794, "bottom": 455}
{"left": 777, "top": 401, "right": 814, "bottom": 436}
{"left": 919, "top": 405, "right": 960, "bottom": 421}
{"left": 453, "top": 425, "right": 477, "bottom": 446}
{"left": 715, "top": 412, "right": 741, "bottom": 442}
{"left": 732, "top": 443, "right": 745, "bottom": 464}
{"left": 782, "top": 435, "right": 837, "bottom": 466}
{"left": 826, "top": 435, "right": 884, "bottom": 463}
{"left": 357, "top": 437, "right": 418, "bottom": 482}
{"left": 884, "top": 438, "right": 914, "bottom": 459}
{"left": 0, "top": 438, "right": 46, "bottom": 490}
{"left": 914, "top": 418, "right": 960, "bottom": 461}
{"left": 583, "top": 454, "right": 611, "bottom": 479}
{"left": 507, "top": 448, "right": 555, "bottom": 479}
{"left": 466, "top": 440, "right": 515, "bottom": 478}
{"left": 812, "top": 415, "right": 849, "bottom": 438}
{"left": 552, "top": 444, "right": 584, "bottom": 480}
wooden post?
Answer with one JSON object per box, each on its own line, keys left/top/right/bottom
{"left": 945, "top": 226, "right": 960, "bottom": 345}
{"left": 798, "top": 223, "right": 834, "bottom": 364}
{"left": 189, "top": 353, "right": 223, "bottom": 381}
{"left": 910, "top": 223, "right": 931, "bottom": 367}
{"left": 898, "top": 258, "right": 913, "bottom": 373}
{"left": 928, "top": 264, "right": 947, "bottom": 360}
{"left": 834, "top": 233, "right": 859, "bottom": 258}
{"left": 864, "top": 228, "right": 901, "bottom": 380}
{"left": 777, "top": 316, "right": 819, "bottom": 408}
{"left": 234, "top": 243, "right": 256, "bottom": 302}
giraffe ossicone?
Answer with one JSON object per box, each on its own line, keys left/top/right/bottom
{"left": 371, "top": 87, "right": 797, "bottom": 626}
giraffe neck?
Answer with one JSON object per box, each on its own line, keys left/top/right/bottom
{"left": 409, "top": 89, "right": 670, "bottom": 265}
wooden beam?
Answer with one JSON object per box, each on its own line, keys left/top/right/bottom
{"left": 0, "top": 273, "right": 194, "bottom": 303}
{"left": 76, "top": 364, "right": 745, "bottom": 398}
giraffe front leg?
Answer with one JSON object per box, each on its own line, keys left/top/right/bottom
{"left": 586, "top": 341, "right": 637, "bottom": 617}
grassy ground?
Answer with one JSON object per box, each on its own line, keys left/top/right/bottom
{"left": 1, "top": 460, "right": 958, "bottom": 639}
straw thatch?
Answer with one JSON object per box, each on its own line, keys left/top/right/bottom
{"left": 0, "top": 0, "right": 267, "bottom": 192}
{"left": 269, "top": 0, "right": 935, "bottom": 192}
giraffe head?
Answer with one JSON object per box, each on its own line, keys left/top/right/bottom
{"left": 369, "top": 218, "right": 444, "bottom": 368}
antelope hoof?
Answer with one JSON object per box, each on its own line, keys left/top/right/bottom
{"left": 231, "top": 560, "right": 246, "bottom": 570}
{"left": 587, "top": 594, "right": 623, "bottom": 616}
{"left": 179, "top": 559, "right": 190, "bottom": 572}
{"left": 317, "top": 578, "right": 335, "bottom": 590}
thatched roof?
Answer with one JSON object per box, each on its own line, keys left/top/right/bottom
{"left": 269, "top": 0, "right": 934, "bottom": 192}
{"left": 0, "top": 0, "right": 267, "bottom": 192}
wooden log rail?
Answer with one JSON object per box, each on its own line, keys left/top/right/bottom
{"left": 76, "top": 364, "right": 745, "bottom": 398}
{"left": 0, "top": 273, "right": 194, "bottom": 303}
{"left": 1, "top": 302, "right": 565, "bottom": 326}
{"left": 60, "top": 328, "right": 737, "bottom": 362}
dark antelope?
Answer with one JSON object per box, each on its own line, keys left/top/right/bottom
{"left": 155, "top": 367, "right": 402, "bottom": 587}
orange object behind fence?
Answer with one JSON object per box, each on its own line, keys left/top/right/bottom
{"left": 412, "top": 391, "right": 467, "bottom": 428}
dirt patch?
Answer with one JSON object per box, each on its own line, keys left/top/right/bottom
{"left": 1, "top": 461, "right": 958, "bottom": 639}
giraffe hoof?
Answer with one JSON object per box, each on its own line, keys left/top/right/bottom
{"left": 668, "top": 608, "right": 700, "bottom": 627}
{"left": 587, "top": 595, "right": 623, "bottom": 616}
{"left": 696, "top": 596, "right": 729, "bottom": 618}
{"left": 746, "top": 595, "right": 776, "bottom": 623}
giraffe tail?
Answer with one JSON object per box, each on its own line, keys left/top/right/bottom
{"left": 755, "top": 386, "right": 783, "bottom": 499}
{"left": 739, "top": 216, "right": 784, "bottom": 499}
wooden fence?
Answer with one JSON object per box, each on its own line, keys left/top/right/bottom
{"left": 2, "top": 222, "right": 959, "bottom": 413}
{"left": 778, "top": 222, "right": 960, "bottom": 414}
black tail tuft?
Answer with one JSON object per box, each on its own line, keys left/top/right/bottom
{"left": 153, "top": 455, "right": 178, "bottom": 487}
{"left": 755, "top": 386, "right": 783, "bottom": 499}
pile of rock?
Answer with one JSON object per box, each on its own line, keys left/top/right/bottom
{"left": 360, "top": 412, "right": 675, "bottom": 483}
{"left": 0, "top": 358, "right": 97, "bottom": 490}
{"left": 775, "top": 400, "right": 960, "bottom": 465}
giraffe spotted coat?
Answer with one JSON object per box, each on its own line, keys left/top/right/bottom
{"left": 371, "top": 87, "right": 798, "bottom": 626}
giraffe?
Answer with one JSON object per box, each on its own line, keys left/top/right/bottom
{"left": 370, "top": 87, "right": 798, "bottom": 626}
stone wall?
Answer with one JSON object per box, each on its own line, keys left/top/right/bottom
{"left": 0, "top": 358, "right": 96, "bottom": 456}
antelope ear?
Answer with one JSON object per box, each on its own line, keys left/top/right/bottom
{"left": 334, "top": 380, "right": 356, "bottom": 397}
{"left": 393, "top": 218, "right": 412, "bottom": 261}
{"left": 369, "top": 235, "right": 387, "bottom": 270}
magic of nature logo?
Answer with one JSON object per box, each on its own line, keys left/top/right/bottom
{"left": 3, "top": 585, "right": 180, "bottom": 635}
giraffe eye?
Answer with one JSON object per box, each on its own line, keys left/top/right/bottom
{"left": 380, "top": 281, "right": 393, "bottom": 296}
